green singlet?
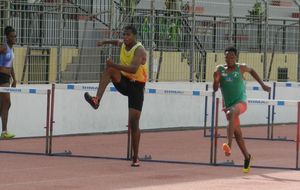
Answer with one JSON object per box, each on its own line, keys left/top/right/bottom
{"left": 219, "top": 63, "right": 247, "bottom": 108}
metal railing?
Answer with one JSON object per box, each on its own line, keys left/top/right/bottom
{"left": 0, "top": 0, "right": 299, "bottom": 83}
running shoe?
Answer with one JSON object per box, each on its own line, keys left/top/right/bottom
{"left": 131, "top": 158, "right": 140, "bottom": 167}
{"left": 222, "top": 143, "right": 231, "bottom": 156}
{"left": 1, "top": 132, "right": 15, "bottom": 139}
{"left": 243, "top": 154, "right": 252, "bottom": 173}
{"left": 84, "top": 92, "right": 100, "bottom": 109}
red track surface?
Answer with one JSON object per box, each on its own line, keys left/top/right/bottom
{"left": 0, "top": 126, "right": 299, "bottom": 190}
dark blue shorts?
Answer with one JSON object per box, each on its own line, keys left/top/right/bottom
{"left": 0, "top": 72, "right": 10, "bottom": 84}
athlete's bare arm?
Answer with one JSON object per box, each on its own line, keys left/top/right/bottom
{"left": 0, "top": 44, "right": 6, "bottom": 54}
{"left": 96, "top": 39, "right": 123, "bottom": 47}
{"left": 240, "top": 64, "right": 271, "bottom": 92}
{"left": 213, "top": 66, "right": 221, "bottom": 92}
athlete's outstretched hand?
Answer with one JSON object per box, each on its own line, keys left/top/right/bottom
{"left": 97, "top": 41, "right": 105, "bottom": 46}
{"left": 106, "top": 58, "right": 114, "bottom": 67}
{"left": 262, "top": 84, "right": 271, "bottom": 93}
{"left": 11, "top": 80, "right": 16, "bottom": 88}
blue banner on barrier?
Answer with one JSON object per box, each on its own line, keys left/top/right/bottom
{"left": 148, "top": 89, "right": 156, "bottom": 94}
{"left": 286, "top": 83, "right": 292, "bottom": 87}
{"left": 193, "top": 91, "right": 200, "bottom": 96}
{"left": 29, "top": 89, "right": 37, "bottom": 94}
{"left": 277, "top": 101, "right": 285, "bottom": 106}
{"left": 67, "top": 85, "right": 75, "bottom": 90}
{"left": 110, "top": 87, "right": 117, "bottom": 92}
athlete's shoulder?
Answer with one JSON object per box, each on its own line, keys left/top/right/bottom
{"left": 237, "top": 63, "right": 252, "bottom": 73}
{"left": 216, "top": 64, "right": 226, "bottom": 70}
{"left": 136, "top": 43, "right": 146, "bottom": 53}
{"left": 216, "top": 64, "right": 226, "bottom": 68}
{"left": 120, "top": 41, "right": 126, "bottom": 47}
{"left": 136, "top": 41, "right": 145, "bottom": 49}
{"left": 237, "top": 62, "right": 247, "bottom": 67}
{"left": 0, "top": 44, "right": 7, "bottom": 54}
{"left": 237, "top": 63, "right": 249, "bottom": 70}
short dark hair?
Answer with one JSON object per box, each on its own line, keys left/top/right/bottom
{"left": 4, "top": 26, "right": 15, "bottom": 36}
{"left": 124, "top": 25, "right": 137, "bottom": 35}
{"left": 224, "top": 46, "right": 238, "bottom": 55}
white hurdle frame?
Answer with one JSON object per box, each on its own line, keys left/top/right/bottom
{"left": 270, "top": 82, "right": 300, "bottom": 140}
{"left": 213, "top": 97, "right": 300, "bottom": 169}
{"left": 204, "top": 83, "right": 272, "bottom": 139}
{"left": 51, "top": 83, "right": 216, "bottom": 163}
{"left": 0, "top": 86, "right": 51, "bottom": 155}
{"left": 35, "top": 83, "right": 300, "bottom": 169}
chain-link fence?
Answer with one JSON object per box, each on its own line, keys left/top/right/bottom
{"left": 0, "top": 0, "right": 299, "bottom": 83}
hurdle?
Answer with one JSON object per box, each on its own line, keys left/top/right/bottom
{"left": 270, "top": 82, "right": 300, "bottom": 141}
{"left": 143, "top": 87, "right": 215, "bottom": 164}
{"left": 51, "top": 83, "right": 216, "bottom": 164}
{"left": 213, "top": 97, "right": 300, "bottom": 169}
{"left": 125, "top": 87, "right": 216, "bottom": 161}
{"left": 0, "top": 86, "right": 51, "bottom": 155}
{"left": 53, "top": 83, "right": 146, "bottom": 158}
{"left": 50, "top": 83, "right": 103, "bottom": 155}
{"left": 203, "top": 83, "right": 272, "bottom": 140}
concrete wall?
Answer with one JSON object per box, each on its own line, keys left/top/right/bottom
{"left": 6, "top": 82, "right": 300, "bottom": 138}
{"left": 13, "top": 47, "right": 79, "bottom": 83}
{"left": 49, "top": 48, "right": 79, "bottom": 83}
{"left": 206, "top": 52, "right": 298, "bottom": 81}
{"left": 152, "top": 52, "right": 298, "bottom": 82}
{"left": 152, "top": 51, "right": 190, "bottom": 81}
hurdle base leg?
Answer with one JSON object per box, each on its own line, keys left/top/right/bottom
{"left": 217, "top": 160, "right": 235, "bottom": 166}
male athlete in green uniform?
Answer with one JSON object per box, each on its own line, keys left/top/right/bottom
{"left": 213, "top": 46, "right": 271, "bottom": 173}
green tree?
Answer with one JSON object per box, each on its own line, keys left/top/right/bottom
{"left": 120, "top": 0, "right": 137, "bottom": 15}
{"left": 246, "top": 1, "right": 264, "bottom": 52}
{"left": 247, "top": 1, "right": 264, "bottom": 22}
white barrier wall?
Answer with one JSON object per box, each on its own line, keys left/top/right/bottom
{"left": 7, "top": 82, "right": 300, "bottom": 138}
{"left": 7, "top": 85, "right": 50, "bottom": 137}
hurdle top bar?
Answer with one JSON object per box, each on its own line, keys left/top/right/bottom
{"left": 215, "top": 97, "right": 298, "bottom": 106}
{"left": 275, "top": 82, "right": 300, "bottom": 88}
{"left": 247, "top": 98, "right": 297, "bottom": 106}
{"left": 206, "top": 83, "right": 269, "bottom": 91}
{"left": 0, "top": 87, "right": 49, "bottom": 95}
{"left": 55, "top": 84, "right": 214, "bottom": 97}
{"left": 145, "top": 88, "right": 214, "bottom": 97}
